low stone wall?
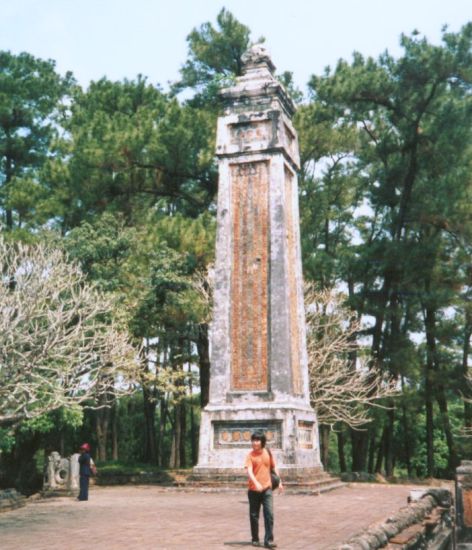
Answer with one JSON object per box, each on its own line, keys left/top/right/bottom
{"left": 0, "top": 488, "right": 27, "bottom": 513}
{"left": 335, "top": 488, "right": 453, "bottom": 550}
{"left": 95, "top": 471, "right": 181, "bottom": 486}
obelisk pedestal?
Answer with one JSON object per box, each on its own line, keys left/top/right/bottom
{"left": 194, "top": 46, "right": 322, "bottom": 481}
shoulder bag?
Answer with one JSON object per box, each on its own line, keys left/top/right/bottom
{"left": 266, "top": 448, "right": 280, "bottom": 489}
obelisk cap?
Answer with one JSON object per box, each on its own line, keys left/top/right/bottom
{"left": 241, "top": 44, "right": 276, "bottom": 75}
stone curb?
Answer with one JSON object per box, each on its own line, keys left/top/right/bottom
{"left": 332, "top": 488, "right": 452, "bottom": 550}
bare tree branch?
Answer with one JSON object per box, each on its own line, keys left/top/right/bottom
{"left": 306, "top": 285, "right": 398, "bottom": 428}
{"left": 0, "top": 237, "right": 139, "bottom": 427}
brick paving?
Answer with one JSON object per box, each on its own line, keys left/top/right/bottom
{"left": 0, "top": 483, "right": 430, "bottom": 550}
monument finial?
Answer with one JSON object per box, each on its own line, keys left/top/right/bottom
{"left": 241, "top": 44, "right": 276, "bottom": 74}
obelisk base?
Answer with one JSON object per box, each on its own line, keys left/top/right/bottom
{"left": 194, "top": 402, "right": 322, "bottom": 473}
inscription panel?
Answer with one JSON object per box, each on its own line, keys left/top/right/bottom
{"left": 285, "top": 166, "right": 303, "bottom": 394}
{"left": 230, "top": 161, "right": 269, "bottom": 391}
{"left": 214, "top": 421, "right": 282, "bottom": 449}
{"left": 297, "top": 421, "right": 314, "bottom": 449}
{"left": 464, "top": 489, "right": 472, "bottom": 527}
{"left": 230, "top": 120, "right": 271, "bottom": 148}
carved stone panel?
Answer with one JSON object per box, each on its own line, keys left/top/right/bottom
{"left": 284, "top": 166, "right": 303, "bottom": 394}
{"left": 230, "top": 161, "right": 270, "bottom": 391}
{"left": 214, "top": 421, "right": 282, "bottom": 448}
{"left": 297, "top": 421, "right": 314, "bottom": 449}
{"left": 230, "top": 120, "right": 271, "bottom": 149}
{"left": 464, "top": 489, "right": 472, "bottom": 527}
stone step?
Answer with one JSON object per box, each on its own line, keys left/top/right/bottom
{"left": 185, "top": 471, "right": 345, "bottom": 494}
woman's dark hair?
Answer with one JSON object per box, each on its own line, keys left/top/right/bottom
{"left": 251, "top": 431, "right": 266, "bottom": 448}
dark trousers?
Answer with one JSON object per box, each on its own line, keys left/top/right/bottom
{"left": 248, "top": 489, "right": 274, "bottom": 545}
{"left": 78, "top": 475, "right": 89, "bottom": 500}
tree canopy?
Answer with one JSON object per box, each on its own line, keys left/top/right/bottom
{"left": 0, "top": 13, "right": 471, "bottom": 485}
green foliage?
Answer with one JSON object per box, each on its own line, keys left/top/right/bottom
{"left": 174, "top": 8, "right": 262, "bottom": 98}
{"left": 64, "top": 212, "right": 136, "bottom": 294}
{"left": 52, "top": 76, "right": 217, "bottom": 227}
{"left": 298, "top": 24, "right": 472, "bottom": 476}
{"left": 278, "top": 71, "right": 304, "bottom": 104}
{"left": 18, "top": 406, "right": 84, "bottom": 437}
{"left": 0, "top": 50, "right": 74, "bottom": 232}
{"left": 0, "top": 428, "right": 15, "bottom": 453}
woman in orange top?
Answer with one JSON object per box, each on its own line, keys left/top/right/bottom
{"left": 245, "top": 432, "right": 283, "bottom": 548}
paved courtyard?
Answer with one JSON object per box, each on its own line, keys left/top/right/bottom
{"left": 0, "top": 483, "right": 428, "bottom": 549}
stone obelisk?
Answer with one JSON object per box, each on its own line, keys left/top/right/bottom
{"left": 194, "top": 45, "right": 322, "bottom": 478}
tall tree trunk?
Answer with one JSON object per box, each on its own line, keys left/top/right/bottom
{"left": 435, "top": 383, "right": 457, "bottom": 474}
{"left": 348, "top": 278, "right": 369, "bottom": 473}
{"left": 463, "top": 310, "right": 472, "bottom": 429}
{"left": 179, "top": 400, "right": 186, "bottom": 468}
{"left": 375, "top": 426, "right": 387, "bottom": 473}
{"left": 170, "top": 403, "right": 182, "bottom": 468}
{"left": 424, "top": 302, "right": 436, "bottom": 477}
{"left": 351, "top": 429, "right": 369, "bottom": 471}
{"left": 59, "top": 431, "right": 65, "bottom": 457}
{"left": 197, "top": 324, "right": 210, "bottom": 408}
{"left": 188, "top": 366, "right": 198, "bottom": 465}
{"left": 96, "top": 406, "right": 110, "bottom": 461}
{"left": 400, "top": 377, "right": 412, "bottom": 477}
{"left": 384, "top": 406, "right": 395, "bottom": 477}
{"left": 142, "top": 385, "right": 158, "bottom": 464}
{"left": 111, "top": 401, "right": 119, "bottom": 461}
{"left": 337, "top": 430, "right": 347, "bottom": 472}
{"left": 5, "top": 155, "right": 13, "bottom": 231}
{"left": 319, "top": 425, "right": 330, "bottom": 470}
{"left": 158, "top": 399, "right": 167, "bottom": 467}
{"left": 190, "top": 400, "right": 197, "bottom": 465}
{"left": 140, "top": 340, "right": 158, "bottom": 464}
{"left": 367, "top": 429, "right": 376, "bottom": 474}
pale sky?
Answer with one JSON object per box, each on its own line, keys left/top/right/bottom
{"left": 1, "top": 0, "right": 470, "bottom": 92}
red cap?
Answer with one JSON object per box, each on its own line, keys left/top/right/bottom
{"left": 80, "top": 443, "right": 91, "bottom": 452}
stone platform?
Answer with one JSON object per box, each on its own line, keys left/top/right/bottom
{"left": 0, "top": 483, "right": 441, "bottom": 549}
{"left": 189, "top": 467, "right": 344, "bottom": 494}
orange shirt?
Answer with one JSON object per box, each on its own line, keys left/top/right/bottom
{"left": 244, "top": 448, "right": 275, "bottom": 491}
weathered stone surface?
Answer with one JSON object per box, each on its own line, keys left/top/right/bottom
{"left": 334, "top": 490, "right": 454, "bottom": 550}
{"left": 42, "top": 451, "right": 80, "bottom": 495}
{"left": 195, "top": 45, "right": 321, "bottom": 475}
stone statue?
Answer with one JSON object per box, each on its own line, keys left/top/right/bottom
{"left": 68, "top": 453, "right": 80, "bottom": 492}
{"left": 43, "top": 451, "right": 79, "bottom": 494}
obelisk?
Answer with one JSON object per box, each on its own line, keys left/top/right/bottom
{"left": 194, "top": 45, "right": 322, "bottom": 478}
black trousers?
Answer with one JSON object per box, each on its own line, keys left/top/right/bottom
{"left": 78, "top": 475, "right": 89, "bottom": 500}
{"left": 248, "top": 489, "right": 274, "bottom": 545}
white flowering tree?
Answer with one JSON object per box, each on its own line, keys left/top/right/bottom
{"left": 0, "top": 237, "right": 139, "bottom": 427}
{"left": 306, "top": 286, "right": 398, "bottom": 467}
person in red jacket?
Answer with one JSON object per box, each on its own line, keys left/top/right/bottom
{"left": 245, "top": 432, "right": 283, "bottom": 548}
